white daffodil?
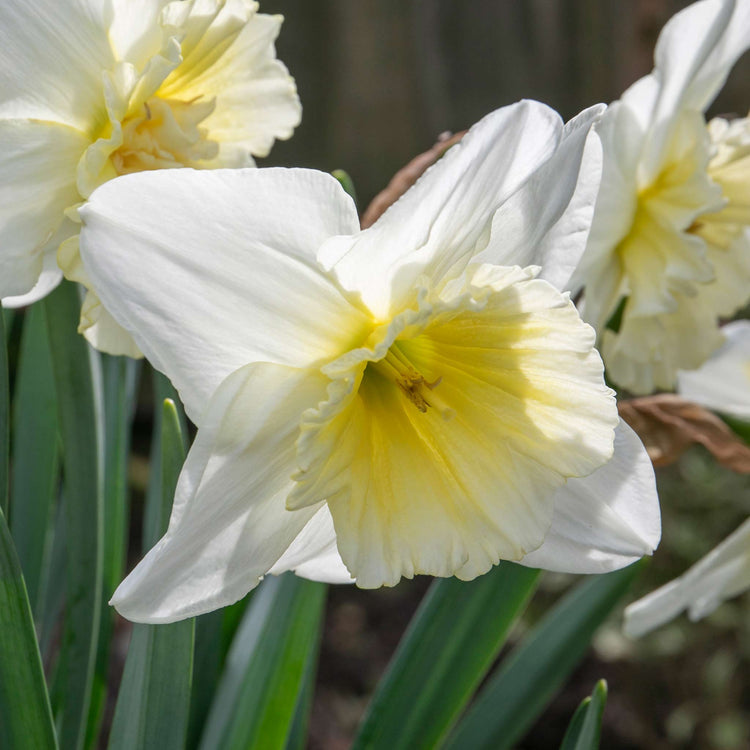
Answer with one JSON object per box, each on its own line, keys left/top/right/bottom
{"left": 677, "top": 319, "right": 750, "bottom": 419}
{"left": 78, "top": 101, "right": 661, "bottom": 624}
{"left": 572, "top": 0, "right": 750, "bottom": 394}
{"left": 0, "top": 0, "right": 301, "bottom": 356}
{"left": 624, "top": 517, "right": 750, "bottom": 637}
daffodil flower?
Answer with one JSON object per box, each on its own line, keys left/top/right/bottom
{"left": 624, "top": 517, "right": 750, "bottom": 636}
{"left": 0, "top": 0, "right": 301, "bottom": 356}
{"left": 78, "top": 101, "right": 661, "bottom": 623}
{"left": 677, "top": 319, "right": 750, "bottom": 419}
{"left": 572, "top": 0, "right": 750, "bottom": 394}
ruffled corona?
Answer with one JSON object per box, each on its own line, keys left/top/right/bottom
{"left": 0, "top": 0, "right": 301, "bottom": 354}
{"left": 290, "top": 266, "right": 616, "bottom": 587}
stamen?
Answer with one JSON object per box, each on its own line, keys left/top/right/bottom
{"left": 372, "top": 344, "right": 454, "bottom": 419}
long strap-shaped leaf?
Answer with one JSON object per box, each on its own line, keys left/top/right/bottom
{"left": 0, "top": 306, "right": 56, "bottom": 749}
{"left": 560, "top": 680, "right": 608, "bottom": 750}
{"left": 109, "top": 399, "right": 194, "bottom": 750}
{"left": 87, "top": 355, "right": 141, "bottom": 748}
{"left": 9, "top": 303, "right": 59, "bottom": 615}
{"left": 353, "top": 562, "right": 541, "bottom": 750}
{"left": 0, "top": 506, "right": 58, "bottom": 749}
{"left": 44, "top": 281, "right": 104, "bottom": 750}
{"left": 444, "top": 563, "right": 642, "bottom": 750}
{"left": 199, "top": 574, "right": 327, "bottom": 750}
{"left": 0, "top": 308, "right": 9, "bottom": 516}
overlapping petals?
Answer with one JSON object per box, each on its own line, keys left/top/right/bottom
{"left": 0, "top": 0, "right": 301, "bottom": 357}
{"left": 573, "top": 0, "right": 750, "bottom": 394}
{"left": 677, "top": 320, "right": 750, "bottom": 419}
{"left": 80, "top": 101, "right": 661, "bottom": 623}
{"left": 624, "top": 517, "right": 750, "bottom": 636}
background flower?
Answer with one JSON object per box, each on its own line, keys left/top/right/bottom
{"left": 0, "top": 0, "right": 301, "bottom": 355}
{"left": 571, "top": 0, "right": 750, "bottom": 394}
{"left": 677, "top": 318, "right": 750, "bottom": 419}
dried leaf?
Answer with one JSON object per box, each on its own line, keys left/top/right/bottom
{"left": 360, "top": 131, "right": 466, "bottom": 229}
{"left": 618, "top": 394, "right": 750, "bottom": 472}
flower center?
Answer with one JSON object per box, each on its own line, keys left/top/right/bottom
{"left": 111, "top": 96, "right": 219, "bottom": 175}
{"left": 370, "top": 342, "right": 454, "bottom": 419}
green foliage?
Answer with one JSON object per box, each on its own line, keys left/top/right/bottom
{"left": 199, "top": 574, "right": 326, "bottom": 750}
{"left": 8, "top": 304, "right": 58, "bottom": 614}
{"left": 332, "top": 169, "right": 358, "bottom": 206}
{"left": 353, "top": 563, "right": 541, "bottom": 749}
{"left": 560, "top": 680, "right": 608, "bottom": 750}
{"left": 108, "top": 399, "right": 194, "bottom": 750}
{"left": 45, "top": 282, "right": 104, "bottom": 750}
{"left": 0, "top": 318, "right": 56, "bottom": 749}
{"left": 444, "top": 563, "right": 642, "bottom": 750}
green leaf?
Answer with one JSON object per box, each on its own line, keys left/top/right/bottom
{"left": 44, "top": 281, "right": 104, "bottom": 750}
{"left": 560, "top": 680, "right": 608, "bottom": 750}
{"left": 721, "top": 413, "right": 750, "bottom": 445}
{"left": 353, "top": 562, "right": 540, "bottom": 750}
{"left": 87, "top": 355, "right": 141, "bottom": 749}
{"left": 0, "top": 307, "right": 8, "bottom": 517}
{"left": 331, "top": 169, "right": 358, "bottom": 205}
{"left": 0, "top": 506, "right": 57, "bottom": 749}
{"left": 143, "top": 368, "right": 187, "bottom": 552}
{"left": 9, "top": 303, "right": 59, "bottom": 615}
{"left": 444, "top": 563, "right": 642, "bottom": 750}
{"left": 109, "top": 399, "right": 194, "bottom": 750}
{"left": 283, "top": 633, "right": 320, "bottom": 750}
{"left": 199, "top": 574, "right": 326, "bottom": 750}
{"left": 188, "top": 599, "right": 250, "bottom": 750}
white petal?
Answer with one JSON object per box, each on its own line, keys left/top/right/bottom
{"left": 2, "top": 246, "right": 63, "bottom": 308}
{"left": 624, "top": 517, "right": 750, "bottom": 637}
{"left": 108, "top": 0, "right": 168, "bottom": 68}
{"left": 269, "top": 505, "right": 354, "bottom": 584}
{"left": 653, "top": 0, "right": 750, "bottom": 114}
{"left": 677, "top": 320, "right": 750, "bottom": 419}
{"left": 520, "top": 421, "right": 661, "bottom": 573}
{"left": 160, "top": 7, "right": 301, "bottom": 164}
{"left": 0, "top": 120, "right": 87, "bottom": 299}
{"left": 638, "top": 0, "right": 750, "bottom": 181}
{"left": 0, "top": 0, "right": 113, "bottom": 129}
{"left": 80, "top": 290, "right": 143, "bottom": 359}
{"left": 110, "top": 361, "right": 329, "bottom": 624}
{"left": 474, "top": 105, "right": 605, "bottom": 292}
{"left": 79, "top": 167, "right": 367, "bottom": 420}
{"left": 319, "top": 100, "right": 566, "bottom": 318}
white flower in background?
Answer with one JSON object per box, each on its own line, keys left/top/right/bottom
{"left": 0, "top": 0, "right": 301, "bottom": 356}
{"left": 78, "top": 101, "right": 661, "bottom": 624}
{"left": 677, "top": 319, "right": 750, "bottom": 419}
{"left": 624, "top": 517, "right": 750, "bottom": 637}
{"left": 572, "top": 0, "right": 750, "bottom": 394}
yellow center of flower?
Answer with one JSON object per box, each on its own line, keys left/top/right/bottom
{"left": 370, "top": 343, "right": 454, "bottom": 419}
{"left": 111, "top": 96, "right": 219, "bottom": 175}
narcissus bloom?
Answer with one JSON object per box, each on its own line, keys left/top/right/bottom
{"left": 0, "top": 0, "right": 300, "bottom": 355}
{"left": 677, "top": 319, "right": 750, "bottom": 419}
{"left": 572, "top": 0, "right": 750, "bottom": 394}
{"left": 625, "top": 517, "right": 750, "bottom": 636}
{"left": 79, "top": 102, "right": 660, "bottom": 623}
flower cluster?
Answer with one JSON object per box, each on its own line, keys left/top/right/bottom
{"left": 3, "top": 0, "right": 749, "bottom": 628}
{"left": 573, "top": 0, "right": 750, "bottom": 394}
{"left": 1, "top": 0, "right": 301, "bottom": 356}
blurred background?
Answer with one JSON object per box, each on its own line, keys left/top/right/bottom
{"left": 142, "top": 1, "right": 750, "bottom": 748}
{"left": 239, "top": 2, "right": 750, "bottom": 748}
